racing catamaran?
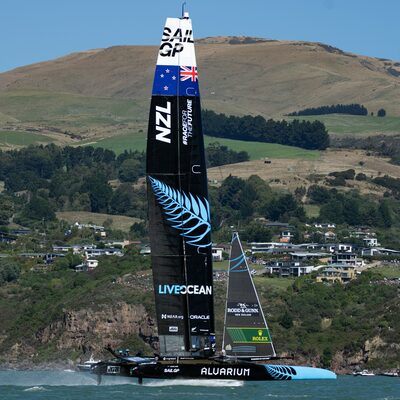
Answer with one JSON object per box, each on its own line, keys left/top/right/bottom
{"left": 91, "top": 8, "right": 336, "bottom": 383}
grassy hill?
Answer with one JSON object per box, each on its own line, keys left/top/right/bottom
{"left": 285, "top": 115, "right": 400, "bottom": 136}
{"left": 0, "top": 38, "right": 399, "bottom": 148}
{"left": 56, "top": 211, "right": 142, "bottom": 232}
{"left": 87, "top": 130, "right": 320, "bottom": 160}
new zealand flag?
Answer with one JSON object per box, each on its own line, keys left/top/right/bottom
{"left": 152, "top": 65, "right": 199, "bottom": 97}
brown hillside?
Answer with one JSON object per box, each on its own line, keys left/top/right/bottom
{"left": 208, "top": 149, "right": 400, "bottom": 195}
{"left": 1, "top": 38, "right": 400, "bottom": 117}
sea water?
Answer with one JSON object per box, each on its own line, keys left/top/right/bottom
{"left": 0, "top": 370, "right": 399, "bottom": 400}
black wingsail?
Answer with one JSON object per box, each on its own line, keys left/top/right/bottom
{"left": 222, "top": 233, "right": 276, "bottom": 359}
{"left": 146, "top": 13, "right": 215, "bottom": 356}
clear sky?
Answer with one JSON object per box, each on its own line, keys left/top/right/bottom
{"left": 1, "top": 0, "right": 399, "bottom": 73}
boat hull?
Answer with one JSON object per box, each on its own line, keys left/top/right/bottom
{"left": 92, "top": 360, "right": 336, "bottom": 381}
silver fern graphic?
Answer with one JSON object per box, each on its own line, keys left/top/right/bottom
{"left": 265, "top": 365, "right": 296, "bottom": 380}
{"left": 149, "top": 176, "right": 211, "bottom": 247}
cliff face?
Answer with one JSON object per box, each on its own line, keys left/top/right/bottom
{"left": 1, "top": 265, "right": 398, "bottom": 373}
{"left": 331, "top": 336, "right": 393, "bottom": 374}
{"left": 4, "top": 302, "right": 156, "bottom": 367}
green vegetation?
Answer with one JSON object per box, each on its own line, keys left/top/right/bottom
{"left": 0, "top": 251, "right": 154, "bottom": 363}
{"left": 0, "top": 259, "right": 21, "bottom": 285}
{"left": 0, "top": 144, "right": 399, "bottom": 248}
{"left": 288, "top": 103, "right": 368, "bottom": 117}
{"left": 205, "top": 137, "right": 320, "bottom": 160}
{"left": 203, "top": 109, "right": 329, "bottom": 150}
{"left": 56, "top": 211, "right": 141, "bottom": 232}
{"left": 254, "top": 276, "right": 295, "bottom": 291}
{"left": 370, "top": 265, "right": 400, "bottom": 279}
{"left": 0, "top": 145, "right": 147, "bottom": 226}
{"left": 285, "top": 114, "right": 400, "bottom": 135}
{"left": 90, "top": 131, "right": 147, "bottom": 153}
{"left": 267, "top": 272, "right": 400, "bottom": 370}
{"left": 89, "top": 131, "right": 320, "bottom": 160}
{"left": 0, "top": 130, "right": 52, "bottom": 147}
{"left": 1, "top": 259, "right": 398, "bottom": 370}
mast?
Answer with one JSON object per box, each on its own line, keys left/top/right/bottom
{"left": 146, "top": 10, "right": 215, "bottom": 356}
{"left": 223, "top": 232, "right": 276, "bottom": 359}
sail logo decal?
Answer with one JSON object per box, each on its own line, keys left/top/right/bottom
{"left": 159, "top": 27, "right": 193, "bottom": 57}
{"left": 155, "top": 102, "right": 171, "bottom": 143}
{"left": 227, "top": 302, "right": 260, "bottom": 317}
{"left": 148, "top": 176, "right": 211, "bottom": 247}
{"left": 265, "top": 365, "right": 296, "bottom": 380}
{"left": 227, "top": 327, "right": 272, "bottom": 344}
{"left": 164, "top": 367, "right": 180, "bottom": 373}
{"left": 158, "top": 284, "right": 212, "bottom": 295}
{"left": 200, "top": 367, "right": 250, "bottom": 377}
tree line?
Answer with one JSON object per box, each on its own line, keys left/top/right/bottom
{"left": 0, "top": 143, "right": 249, "bottom": 227}
{"left": 202, "top": 110, "right": 330, "bottom": 150}
{"left": 287, "top": 103, "right": 368, "bottom": 116}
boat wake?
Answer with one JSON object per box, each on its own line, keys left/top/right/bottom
{"left": 0, "top": 370, "right": 102, "bottom": 387}
{"left": 23, "top": 386, "right": 47, "bottom": 392}
{"left": 143, "top": 379, "right": 244, "bottom": 387}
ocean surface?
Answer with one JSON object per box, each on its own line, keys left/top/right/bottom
{"left": 0, "top": 370, "right": 399, "bottom": 400}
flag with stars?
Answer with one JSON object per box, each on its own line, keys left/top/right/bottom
{"left": 152, "top": 65, "right": 199, "bottom": 96}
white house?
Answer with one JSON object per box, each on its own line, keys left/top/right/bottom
{"left": 212, "top": 247, "right": 224, "bottom": 261}
{"left": 363, "top": 237, "right": 379, "bottom": 247}
{"left": 86, "top": 259, "right": 99, "bottom": 270}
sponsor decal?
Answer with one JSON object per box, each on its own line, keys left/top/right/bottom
{"left": 164, "top": 367, "right": 180, "bottom": 373}
{"left": 155, "top": 101, "right": 171, "bottom": 143}
{"left": 106, "top": 366, "right": 121, "bottom": 374}
{"left": 168, "top": 326, "right": 178, "bottom": 333}
{"left": 158, "top": 284, "right": 212, "bottom": 295}
{"left": 189, "top": 314, "right": 210, "bottom": 320}
{"left": 227, "top": 302, "right": 260, "bottom": 317}
{"left": 227, "top": 327, "right": 272, "bottom": 344}
{"left": 159, "top": 27, "right": 193, "bottom": 57}
{"left": 182, "top": 99, "right": 193, "bottom": 145}
{"left": 161, "top": 313, "right": 184, "bottom": 320}
{"left": 200, "top": 367, "right": 250, "bottom": 377}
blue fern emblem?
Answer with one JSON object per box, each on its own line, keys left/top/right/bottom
{"left": 265, "top": 365, "right": 297, "bottom": 380}
{"left": 149, "top": 176, "right": 211, "bottom": 247}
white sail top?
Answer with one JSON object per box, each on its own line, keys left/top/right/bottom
{"left": 156, "top": 17, "right": 197, "bottom": 67}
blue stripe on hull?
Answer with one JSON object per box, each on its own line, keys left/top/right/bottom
{"left": 264, "top": 364, "right": 337, "bottom": 380}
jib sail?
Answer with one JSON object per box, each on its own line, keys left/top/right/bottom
{"left": 222, "top": 232, "right": 276, "bottom": 358}
{"left": 146, "top": 12, "right": 215, "bottom": 356}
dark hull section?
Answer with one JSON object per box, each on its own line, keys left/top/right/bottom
{"left": 91, "top": 359, "right": 336, "bottom": 381}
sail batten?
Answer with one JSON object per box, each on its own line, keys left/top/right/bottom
{"left": 223, "top": 232, "right": 276, "bottom": 358}
{"left": 147, "top": 14, "right": 214, "bottom": 356}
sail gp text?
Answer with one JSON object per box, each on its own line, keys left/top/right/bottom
{"left": 182, "top": 99, "right": 193, "bottom": 145}
{"left": 159, "top": 27, "right": 193, "bottom": 57}
{"left": 158, "top": 284, "right": 212, "bottom": 295}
